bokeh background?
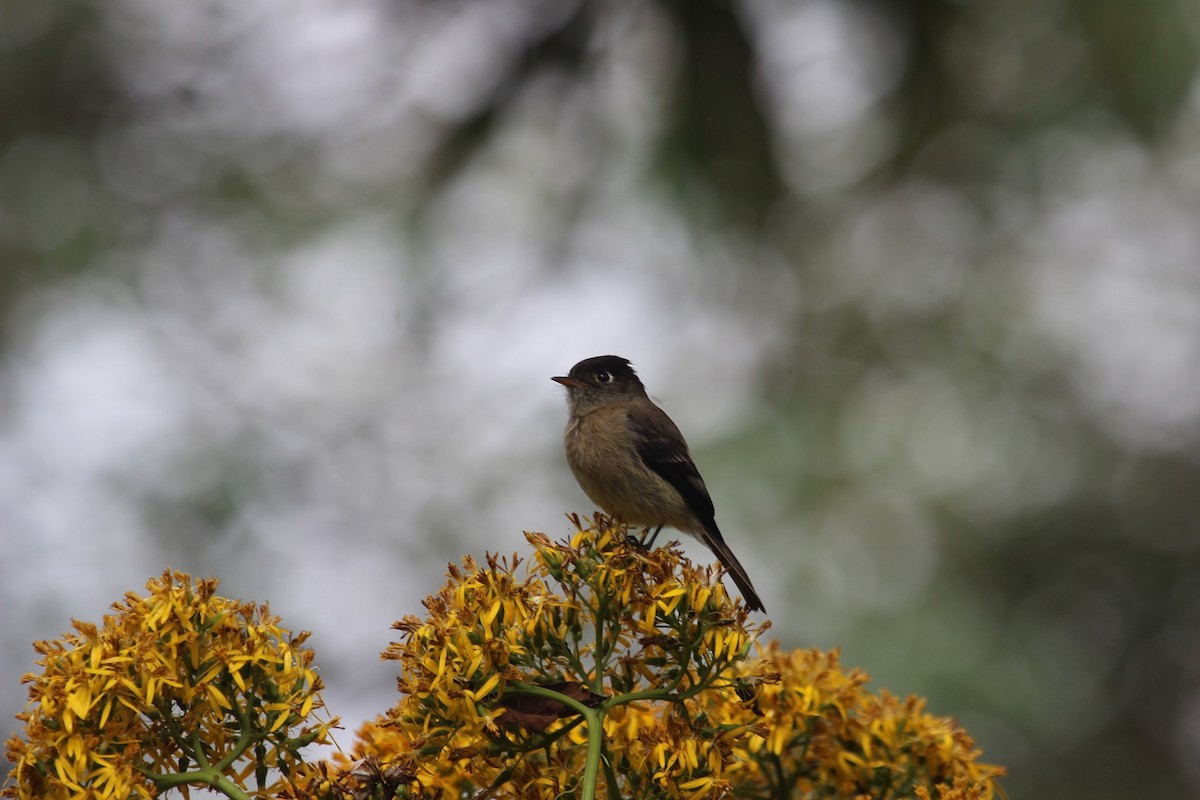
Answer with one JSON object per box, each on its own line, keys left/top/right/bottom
{"left": 3, "top": 0, "right": 1200, "bottom": 797}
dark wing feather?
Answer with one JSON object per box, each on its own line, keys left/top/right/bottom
{"left": 628, "top": 402, "right": 766, "bottom": 612}
{"left": 627, "top": 403, "right": 715, "bottom": 521}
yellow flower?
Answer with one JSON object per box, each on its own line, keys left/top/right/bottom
{"left": 4, "top": 571, "right": 335, "bottom": 800}
{"left": 322, "top": 520, "right": 1003, "bottom": 800}
{"left": 4, "top": 522, "right": 1003, "bottom": 800}
{"left": 326, "top": 521, "right": 762, "bottom": 799}
{"left": 706, "top": 642, "right": 1005, "bottom": 800}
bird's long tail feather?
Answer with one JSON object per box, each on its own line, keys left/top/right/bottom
{"left": 699, "top": 521, "right": 765, "bottom": 613}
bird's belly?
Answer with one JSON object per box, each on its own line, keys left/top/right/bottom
{"left": 564, "top": 419, "right": 694, "bottom": 531}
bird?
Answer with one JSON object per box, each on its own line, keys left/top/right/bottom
{"left": 552, "top": 355, "right": 765, "bottom": 612}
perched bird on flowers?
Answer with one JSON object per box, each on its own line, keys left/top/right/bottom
{"left": 552, "top": 355, "right": 765, "bottom": 612}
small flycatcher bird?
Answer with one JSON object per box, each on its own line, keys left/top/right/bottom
{"left": 552, "top": 355, "right": 765, "bottom": 612}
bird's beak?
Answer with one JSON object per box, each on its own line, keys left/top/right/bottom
{"left": 552, "top": 376, "right": 586, "bottom": 388}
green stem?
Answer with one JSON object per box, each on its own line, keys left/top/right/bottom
{"left": 147, "top": 735, "right": 253, "bottom": 800}
{"left": 590, "top": 598, "right": 609, "bottom": 694}
{"left": 505, "top": 683, "right": 606, "bottom": 800}
{"left": 210, "top": 701, "right": 258, "bottom": 773}
{"left": 603, "top": 687, "right": 675, "bottom": 708}
{"left": 150, "top": 766, "right": 253, "bottom": 800}
{"left": 141, "top": 684, "right": 262, "bottom": 800}
{"left": 579, "top": 704, "right": 603, "bottom": 800}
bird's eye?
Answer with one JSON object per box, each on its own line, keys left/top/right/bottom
{"left": 596, "top": 371, "right": 612, "bottom": 384}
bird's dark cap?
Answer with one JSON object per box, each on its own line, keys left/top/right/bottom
{"left": 552, "top": 355, "right": 641, "bottom": 390}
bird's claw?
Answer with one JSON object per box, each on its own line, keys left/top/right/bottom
{"left": 627, "top": 525, "right": 664, "bottom": 551}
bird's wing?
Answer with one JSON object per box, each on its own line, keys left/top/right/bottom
{"left": 627, "top": 403, "right": 716, "bottom": 520}
{"left": 628, "top": 403, "right": 767, "bottom": 612}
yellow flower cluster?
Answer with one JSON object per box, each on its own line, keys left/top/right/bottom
{"left": 320, "top": 519, "right": 1003, "bottom": 800}
{"left": 330, "top": 523, "right": 759, "bottom": 799}
{"left": 4, "top": 571, "right": 335, "bottom": 800}
{"left": 705, "top": 645, "right": 1005, "bottom": 799}
{"left": 1, "top": 523, "right": 1002, "bottom": 800}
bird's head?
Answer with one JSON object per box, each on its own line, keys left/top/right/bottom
{"left": 553, "top": 355, "right": 646, "bottom": 414}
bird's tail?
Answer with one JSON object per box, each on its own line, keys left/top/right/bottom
{"left": 699, "top": 520, "right": 765, "bottom": 613}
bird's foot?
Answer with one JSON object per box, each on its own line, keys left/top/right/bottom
{"left": 636, "top": 525, "right": 664, "bottom": 550}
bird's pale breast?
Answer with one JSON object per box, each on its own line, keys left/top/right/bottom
{"left": 564, "top": 407, "right": 698, "bottom": 534}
